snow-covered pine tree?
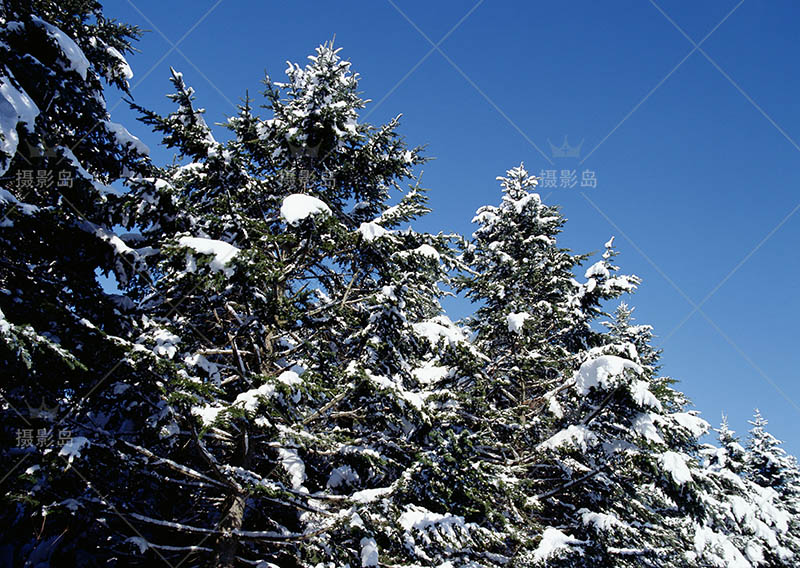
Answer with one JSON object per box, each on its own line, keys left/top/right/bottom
{"left": 457, "top": 166, "right": 709, "bottom": 565}
{"left": 745, "top": 410, "right": 794, "bottom": 491}
{"left": 0, "top": 1, "right": 152, "bottom": 564}
{"left": 741, "top": 411, "right": 800, "bottom": 561}
{"left": 694, "top": 417, "right": 794, "bottom": 567}
{"left": 601, "top": 302, "right": 687, "bottom": 413}
{"left": 520, "top": 301, "right": 715, "bottom": 566}
{"left": 100, "top": 43, "right": 500, "bottom": 567}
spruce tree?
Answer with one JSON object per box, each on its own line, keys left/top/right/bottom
{"left": 742, "top": 411, "right": 800, "bottom": 561}
{"left": 694, "top": 417, "right": 794, "bottom": 566}
{"left": 0, "top": 1, "right": 151, "bottom": 564}
{"left": 102, "top": 43, "right": 500, "bottom": 567}
{"left": 522, "top": 303, "right": 712, "bottom": 566}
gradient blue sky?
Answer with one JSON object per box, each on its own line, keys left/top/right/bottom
{"left": 104, "top": 0, "right": 800, "bottom": 454}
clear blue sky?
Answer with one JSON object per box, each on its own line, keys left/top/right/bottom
{"left": 104, "top": 0, "right": 800, "bottom": 455}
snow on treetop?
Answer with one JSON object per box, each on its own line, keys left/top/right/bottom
{"left": 177, "top": 236, "right": 240, "bottom": 276}
{"left": 497, "top": 163, "right": 538, "bottom": 198}
{"left": 31, "top": 16, "right": 90, "bottom": 80}
{"left": 280, "top": 193, "right": 332, "bottom": 225}
{"left": 574, "top": 355, "right": 642, "bottom": 395}
{"left": 585, "top": 261, "right": 610, "bottom": 280}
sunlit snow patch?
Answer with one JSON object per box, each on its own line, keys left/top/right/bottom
{"left": 533, "top": 527, "right": 585, "bottom": 562}
{"left": 280, "top": 193, "right": 331, "bottom": 225}
{"left": 574, "top": 355, "right": 642, "bottom": 395}
{"left": 357, "top": 221, "right": 390, "bottom": 241}
{"left": 178, "top": 236, "right": 240, "bottom": 276}
{"left": 506, "top": 312, "right": 530, "bottom": 333}
{"left": 58, "top": 436, "right": 90, "bottom": 465}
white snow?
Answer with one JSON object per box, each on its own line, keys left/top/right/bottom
{"left": 579, "top": 509, "right": 623, "bottom": 531}
{"left": 693, "top": 524, "right": 752, "bottom": 568}
{"left": 151, "top": 328, "right": 180, "bottom": 359}
{"left": 660, "top": 451, "right": 693, "bottom": 485}
{"left": 58, "top": 436, "right": 89, "bottom": 464}
{"left": 358, "top": 221, "right": 390, "bottom": 241}
{"left": 276, "top": 369, "right": 303, "bottom": 386}
{"left": 585, "top": 261, "right": 610, "bottom": 280}
{"left": 509, "top": 192, "right": 541, "bottom": 214}
{"left": 539, "top": 425, "right": 598, "bottom": 452}
{"left": 629, "top": 380, "right": 662, "bottom": 410}
{"left": 411, "top": 244, "right": 440, "bottom": 259}
{"left": 60, "top": 147, "right": 120, "bottom": 196}
{"left": 533, "top": 527, "right": 585, "bottom": 562}
{"left": 234, "top": 383, "right": 276, "bottom": 412}
{"left": 412, "top": 317, "right": 465, "bottom": 347}
{"left": 278, "top": 448, "right": 306, "bottom": 490}
{"left": 369, "top": 372, "right": 425, "bottom": 411}
{"left": 671, "top": 412, "right": 710, "bottom": 438}
{"left": 280, "top": 193, "right": 331, "bottom": 225}
{"left": 506, "top": 312, "right": 530, "bottom": 334}
{"left": 105, "top": 45, "right": 134, "bottom": 80}
{"left": 103, "top": 120, "right": 149, "bottom": 155}
{"left": 183, "top": 353, "right": 221, "bottom": 382}
{"left": 351, "top": 486, "right": 393, "bottom": 503}
{"left": 412, "top": 363, "right": 450, "bottom": 385}
{"left": 632, "top": 412, "right": 664, "bottom": 444}
{"left": 360, "top": 537, "right": 379, "bottom": 567}
{"left": 128, "top": 536, "right": 149, "bottom": 554}
{"left": 32, "top": 16, "right": 90, "bottom": 80}
{"left": 327, "top": 465, "right": 360, "bottom": 489}
{"left": 548, "top": 396, "right": 564, "bottom": 419}
{"left": 574, "top": 355, "right": 642, "bottom": 395}
{"left": 398, "top": 505, "right": 466, "bottom": 539}
{"left": 191, "top": 404, "right": 225, "bottom": 426}
{"left": 177, "top": 236, "right": 239, "bottom": 276}
{"left": 0, "top": 72, "right": 39, "bottom": 174}
{"left": 0, "top": 188, "right": 39, "bottom": 215}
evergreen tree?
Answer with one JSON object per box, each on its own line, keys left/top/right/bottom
{"left": 742, "top": 411, "right": 800, "bottom": 561}
{"left": 522, "top": 302, "right": 711, "bottom": 566}
{"left": 693, "top": 417, "right": 794, "bottom": 566}
{"left": 1, "top": 5, "right": 798, "bottom": 566}
{"left": 98, "top": 43, "right": 499, "bottom": 567}
{"left": 0, "top": 1, "right": 151, "bottom": 564}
